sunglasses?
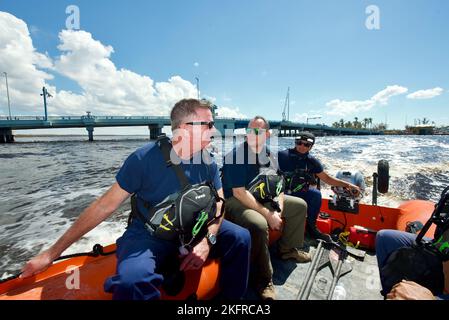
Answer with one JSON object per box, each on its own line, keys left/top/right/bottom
{"left": 246, "top": 127, "right": 266, "bottom": 135}
{"left": 295, "top": 141, "right": 313, "bottom": 148}
{"left": 185, "top": 121, "right": 215, "bottom": 129}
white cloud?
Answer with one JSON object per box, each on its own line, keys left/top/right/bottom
{"left": 406, "top": 87, "right": 444, "bottom": 100}
{"left": 215, "top": 106, "right": 247, "bottom": 118}
{"left": 325, "top": 85, "right": 408, "bottom": 116}
{"left": 371, "top": 85, "right": 408, "bottom": 105}
{"left": 193, "top": 62, "right": 199, "bottom": 67}
{"left": 0, "top": 12, "right": 54, "bottom": 114}
{"left": 0, "top": 12, "right": 200, "bottom": 117}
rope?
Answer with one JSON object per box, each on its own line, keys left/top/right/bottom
{"left": 0, "top": 244, "right": 115, "bottom": 284}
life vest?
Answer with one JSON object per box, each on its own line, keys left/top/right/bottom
{"left": 129, "top": 135, "right": 224, "bottom": 249}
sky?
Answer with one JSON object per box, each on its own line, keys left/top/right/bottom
{"left": 0, "top": 0, "right": 448, "bottom": 135}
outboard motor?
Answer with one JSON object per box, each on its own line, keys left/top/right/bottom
{"left": 329, "top": 171, "right": 366, "bottom": 213}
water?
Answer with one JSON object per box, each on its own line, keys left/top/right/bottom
{"left": 1, "top": 134, "right": 448, "bottom": 279}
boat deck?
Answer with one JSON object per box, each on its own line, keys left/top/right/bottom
{"left": 245, "top": 236, "right": 383, "bottom": 300}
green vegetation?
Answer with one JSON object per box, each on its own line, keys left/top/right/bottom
{"left": 331, "top": 117, "right": 387, "bottom": 130}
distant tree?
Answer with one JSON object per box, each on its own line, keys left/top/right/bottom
{"left": 422, "top": 117, "right": 430, "bottom": 125}
{"left": 363, "top": 118, "right": 369, "bottom": 129}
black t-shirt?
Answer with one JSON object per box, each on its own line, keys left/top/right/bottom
{"left": 278, "top": 148, "right": 323, "bottom": 175}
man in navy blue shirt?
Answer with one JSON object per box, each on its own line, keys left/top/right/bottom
{"left": 278, "top": 132, "right": 360, "bottom": 242}
{"left": 222, "top": 116, "right": 310, "bottom": 300}
{"left": 21, "top": 99, "right": 251, "bottom": 300}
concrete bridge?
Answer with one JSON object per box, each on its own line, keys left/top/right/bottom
{"left": 0, "top": 115, "right": 380, "bottom": 143}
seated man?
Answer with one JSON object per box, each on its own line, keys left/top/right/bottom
{"left": 376, "top": 229, "right": 449, "bottom": 300}
{"left": 278, "top": 131, "right": 360, "bottom": 242}
{"left": 20, "top": 99, "right": 251, "bottom": 300}
{"left": 221, "top": 116, "right": 311, "bottom": 300}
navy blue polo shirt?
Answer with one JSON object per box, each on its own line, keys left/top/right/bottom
{"left": 278, "top": 148, "right": 323, "bottom": 175}
{"left": 221, "top": 142, "right": 272, "bottom": 199}
{"left": 116, "top": 142, "right": 222, "bottom": 224}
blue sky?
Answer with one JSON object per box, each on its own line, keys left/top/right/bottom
{"left": 1, "top": 0, "right": 448, "bottom": 133}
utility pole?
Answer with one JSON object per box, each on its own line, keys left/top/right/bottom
{"left": 2, "top": 72, "right": 11, "bottom": 119}
{"left": 40, "top": 87, "right": 52, "bottom": 121}
{"left": 195, "top": 77, "right": 200, "bottom": 100}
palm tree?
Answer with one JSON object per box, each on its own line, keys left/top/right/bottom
{"left": 363, "top": 118, "right": 369, "bottom": 129}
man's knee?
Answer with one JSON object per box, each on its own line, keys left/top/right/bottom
{"left": 284, "top": 196, "right": 308, "bottom": 217}
{"left": 106, "top": 256, "right": 163, "bottom": 300}
{"left": 376, "top": 229, "right": 402, "bottom": 247}
{"left": 308, "top": 188, "right": 322, "bottom": 204}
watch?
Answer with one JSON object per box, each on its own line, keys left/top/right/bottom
{"left": 206, "top": 233, "right": 217, "bottom": 246}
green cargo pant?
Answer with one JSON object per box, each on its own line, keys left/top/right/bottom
{"left": 224, "top": 195, "right": 307, "bottom": 284}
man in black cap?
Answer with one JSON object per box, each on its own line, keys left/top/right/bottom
{"left": 278, "top": 131, "right": 360, "bottom": 242}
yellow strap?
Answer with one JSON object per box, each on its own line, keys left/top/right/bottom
{"left": 163, "top": 213, "right": 174, "bottom": 226}
{"left": 338, "top": 231, "right": 360, "bottom": 249}
{"left": 254, "top": 182, "right": 266, "bottom": 199}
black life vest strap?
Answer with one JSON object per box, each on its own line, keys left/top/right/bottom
{"left": 157, "top": 134, "right": 191, "bottom": 189}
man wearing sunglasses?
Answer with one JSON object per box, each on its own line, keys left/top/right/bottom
{"left": 21, "top": 99, "right": 251, "bottom": 301}
{"left": 278, "top": 131, "right": 361, "bottom": 242}
{"left": 222, "top": 116, "right": 310, "bottom": 300}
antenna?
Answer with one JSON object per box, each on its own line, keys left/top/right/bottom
{"left": 282, "top": 87, "right": 290, "bottom": 122}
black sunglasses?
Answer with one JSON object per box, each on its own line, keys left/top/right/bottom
{"left": 185, "top": 121, "right": 215, "bottom": 129}
{"left": 295, "top": 141, "right": 313, "bottom": 148}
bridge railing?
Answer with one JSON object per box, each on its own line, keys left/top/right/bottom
{"left": 0, "top": 115, "right": 170, "bottom": 121}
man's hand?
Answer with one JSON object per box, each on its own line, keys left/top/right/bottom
{"left": 346, "top": 184, "right": 361, "bottom": 197}
{"left": 386, "top": 280, "right": 436, "bottom": 300}
{"left": 179, "top": 238, "right": 210, "bottom": 271}
{"left": 20, "top": 250, "right": 55, "bottom": 278}
{"left": 267, "top": 211, "right": 283, "bottom": 231}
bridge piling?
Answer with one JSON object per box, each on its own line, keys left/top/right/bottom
{"left": 0, "top": 128, "right": 14, "bottom": 143}
{"left": 86, "top": 126, "right": 94, "bottom": 142}
{"left": 149, "top": 125, "right": 163, "bottom": 140}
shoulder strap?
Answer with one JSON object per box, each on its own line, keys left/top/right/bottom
{"left": 157, "top": 134, "right": 191, "bottom": 189}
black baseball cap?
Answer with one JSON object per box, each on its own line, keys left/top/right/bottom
{"left": 295, "top": 131, "right": 315, "bottom": 144}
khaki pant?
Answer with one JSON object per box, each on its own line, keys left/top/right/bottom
{"left": 224, "top": 195, "right": 307, "bottom": 283}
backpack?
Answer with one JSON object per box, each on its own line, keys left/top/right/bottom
{"left": 130, "top": 135, "right": 224, "bottom": 248}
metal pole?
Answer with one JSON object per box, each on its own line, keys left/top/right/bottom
{"left": 3, "top": 72, "right": 11, "bottom": 119}
{"left": 42, "top": 87, "right": 48, "bottom": 121}
{"left": 195, "top": 77, "right": 200, "bottom": 100}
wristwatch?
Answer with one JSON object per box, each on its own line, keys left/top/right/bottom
{"left": 206, "top": 232, "right": 217, "bottom": 246}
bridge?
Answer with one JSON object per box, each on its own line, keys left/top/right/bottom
{"left": 0, "top": 115, "right": 380, "bottom": 143}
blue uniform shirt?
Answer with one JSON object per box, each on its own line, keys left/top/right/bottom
{"left": 278, "top": 148, "right": 323, "bottom": 175}
{"left": 222, "top": 142, "right": 272, "bottom": 199}
{"left": 116, "top": 142, "right": 222, "bottom": 226}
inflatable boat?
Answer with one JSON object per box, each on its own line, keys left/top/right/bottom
{"left": 1, "top": 161, "right": 447, "bottom": 300}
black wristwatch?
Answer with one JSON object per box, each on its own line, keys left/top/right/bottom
{"left": 206, "top": 233, "right": 217, "bottom": 246}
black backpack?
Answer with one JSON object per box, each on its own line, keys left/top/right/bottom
{"left": 247, "top": 168, "right": 285, "bottom": 212}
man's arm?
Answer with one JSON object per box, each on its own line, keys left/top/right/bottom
{"left": 232, "top": 187, "right": 282, "bottom": 231}
{"left": 316, "top": 171, "right": 361, "bottom": 195}
{"left": 386, "top": 280, "right": 436, "bottom": 300}
{"left": 21, "top": 182, "right": 131, "bottom": 278}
